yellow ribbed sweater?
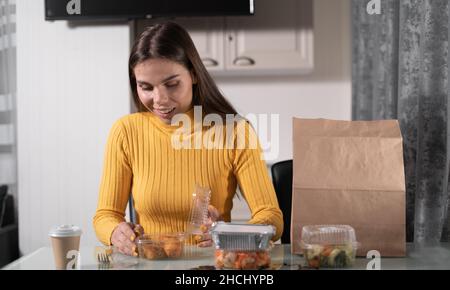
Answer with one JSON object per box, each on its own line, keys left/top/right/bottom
{"left": 93, "top": 109, "right": 283, "bottom": 245}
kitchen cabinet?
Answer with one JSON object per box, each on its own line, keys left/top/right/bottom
{"left": 165, "top": 17, "right": 226, "bottom": 73}
{"left": 223, "top": 0, "right": 313, "bottom": 74}
{"left": 135, "top": 0, "right": 313, "bottom": 75}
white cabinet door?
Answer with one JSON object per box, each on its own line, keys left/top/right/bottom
{"left": 224, "top": 0, "right": 313, "bottom": 74}
{"left": 174, "top": 18, "right": 226, "bottom": 72}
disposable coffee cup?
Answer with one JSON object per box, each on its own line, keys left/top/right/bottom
{"left": 49, "top": 225, "right": 82, "bottom": 270}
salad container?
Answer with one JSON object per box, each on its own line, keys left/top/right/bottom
{"left": 300, "top": 225, "right": 359, "bottom": 268}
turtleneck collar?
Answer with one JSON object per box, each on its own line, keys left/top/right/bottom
{"left": 144, "top": 107, "right": 198, "bottom": 135}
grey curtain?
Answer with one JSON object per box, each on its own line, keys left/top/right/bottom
{"left": 352, "top": 0, "right": 450, "bottom": 243}
{"left": 0, "top": 0, "right": 17, "bottom": 196}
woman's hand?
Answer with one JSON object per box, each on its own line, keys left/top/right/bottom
{"left": 111, "top": 222, "right": 144, "bottom": 256}
{"left": 197, "top": 205, "right": 221, "bottom": 247}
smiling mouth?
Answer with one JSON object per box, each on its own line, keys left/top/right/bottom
{"left": 154, "top": 107, "right": 175, "bottom": 115}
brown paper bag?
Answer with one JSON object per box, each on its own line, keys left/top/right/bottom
{"left": 291, "top": 118, "right": 406, "bottom": 257}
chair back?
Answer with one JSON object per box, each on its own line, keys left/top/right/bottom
{"left": 271, "top": 160, "right": 293, "bottom": 243}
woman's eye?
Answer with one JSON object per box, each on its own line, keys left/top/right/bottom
{"left": 140, "top": 86, "right": 153, "bottom": 91}
{"left": 165, "top": 81, "right": 179, "bottom": 88}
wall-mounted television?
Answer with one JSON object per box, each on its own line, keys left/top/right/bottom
{"left": 45, "top": 0, "right": 255, "bottom": 21}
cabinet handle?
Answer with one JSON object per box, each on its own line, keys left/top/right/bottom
{"left": 201, "top": 58, "right": 219, "bottom": 67}
{"left": 233, "top": 56, "right": 255, "bottom": 66}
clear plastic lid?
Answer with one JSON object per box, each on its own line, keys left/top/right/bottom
{"left": 301, "top": 225, "right": 357, "bottom": 246}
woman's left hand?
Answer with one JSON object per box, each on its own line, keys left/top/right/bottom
{"left": 197, "top": 205, "right": 221, "bottom": 247}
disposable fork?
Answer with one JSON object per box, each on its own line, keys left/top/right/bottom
{"left": 96, "top": 252, "right": 111, "bottom": 266}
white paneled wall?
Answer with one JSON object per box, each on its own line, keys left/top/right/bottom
{"left": 16, "top": 0, "right": 131, "bottom": 254}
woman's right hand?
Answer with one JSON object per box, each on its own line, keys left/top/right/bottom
{"left": 197, "top": 205, "right": 221, "bottom": 248}
{"left": 111, "top": 222, "right": 144, "bottom": 256}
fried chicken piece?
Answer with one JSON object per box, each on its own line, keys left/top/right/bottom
{"left": 141, "top": 243, "right": 167, "bottom": 259}
{"left": 162, "top": 236, "right": 183, "bottom": 258}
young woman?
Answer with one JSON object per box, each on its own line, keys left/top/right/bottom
{"left": 93, "top": 22, "right": 283, "bottom": 256}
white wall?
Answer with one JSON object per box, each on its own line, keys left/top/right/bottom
{"left": 15, "top": 0, "right": 350, "bottom": 253}
{"left": 16, "top": 0, "right": 131, "bottom": 254}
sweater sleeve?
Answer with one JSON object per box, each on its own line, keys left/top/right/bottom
{"left": 93, "top": 119, "right": 133, "bottom": 245}
{"left": 232, "top": 121, "right": 284, "bottom": 241}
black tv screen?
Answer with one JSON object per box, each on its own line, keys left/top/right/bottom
{"left": 45, "top": 0, "right": 255, "bottom": 21}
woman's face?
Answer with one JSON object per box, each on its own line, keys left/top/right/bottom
{"left": 134, "top": 58, "right": 196, "bottom": 124}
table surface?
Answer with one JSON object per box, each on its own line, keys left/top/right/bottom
{"left": 3, "top": 243, "right": 450, "bottom": 270}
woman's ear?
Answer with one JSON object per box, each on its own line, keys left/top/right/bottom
{"left": 190, "top": 70, "right": 198, "bottom": 85}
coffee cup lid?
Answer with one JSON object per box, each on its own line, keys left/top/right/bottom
{"left": 49, "top": 224, "right": 82, "bottom": 237}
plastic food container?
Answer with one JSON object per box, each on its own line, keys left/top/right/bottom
{"left": 136, "top": 233, "right": 186, "bottom": 260}
{"left": 211, "top": 222, "right": 275, "bottom": 270}
{"left": 300, "top": 225, "right": 359, "bottom": 268}
{"left": 187, "top": 185, "right": 211, "bottom": 245}
{"left": 214, "top": 249, "right": 272, "bottom": 270}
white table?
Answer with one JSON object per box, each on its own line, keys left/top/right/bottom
{"left": 3, "top": 244, "right": 450, "bottom": 270}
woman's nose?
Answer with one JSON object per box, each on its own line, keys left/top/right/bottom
{"left": 153, "top": 87, "right": 169, "bottom": 105}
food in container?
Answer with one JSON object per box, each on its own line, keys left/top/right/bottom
{"left": 211, "top": 222, "right": 275, "bottom": 270}
{"left": 215, "top": 249, "right": 271, "bottom": 270}
{"left": 136, "top": 233, "right": 185, "bottom": 260}
{"left": 187, "top": 185, "right": 211, "bottom": 244}
{"left": 300, "top": 225, "right": 359, "bottom": 268}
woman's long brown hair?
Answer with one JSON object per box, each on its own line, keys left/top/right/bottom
{"left": 129, "top": 21, "right": 238, "bottom": 119}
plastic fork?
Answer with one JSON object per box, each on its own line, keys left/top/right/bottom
{"left": 96, "top": 252, "right": 111, "bottom": 268}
